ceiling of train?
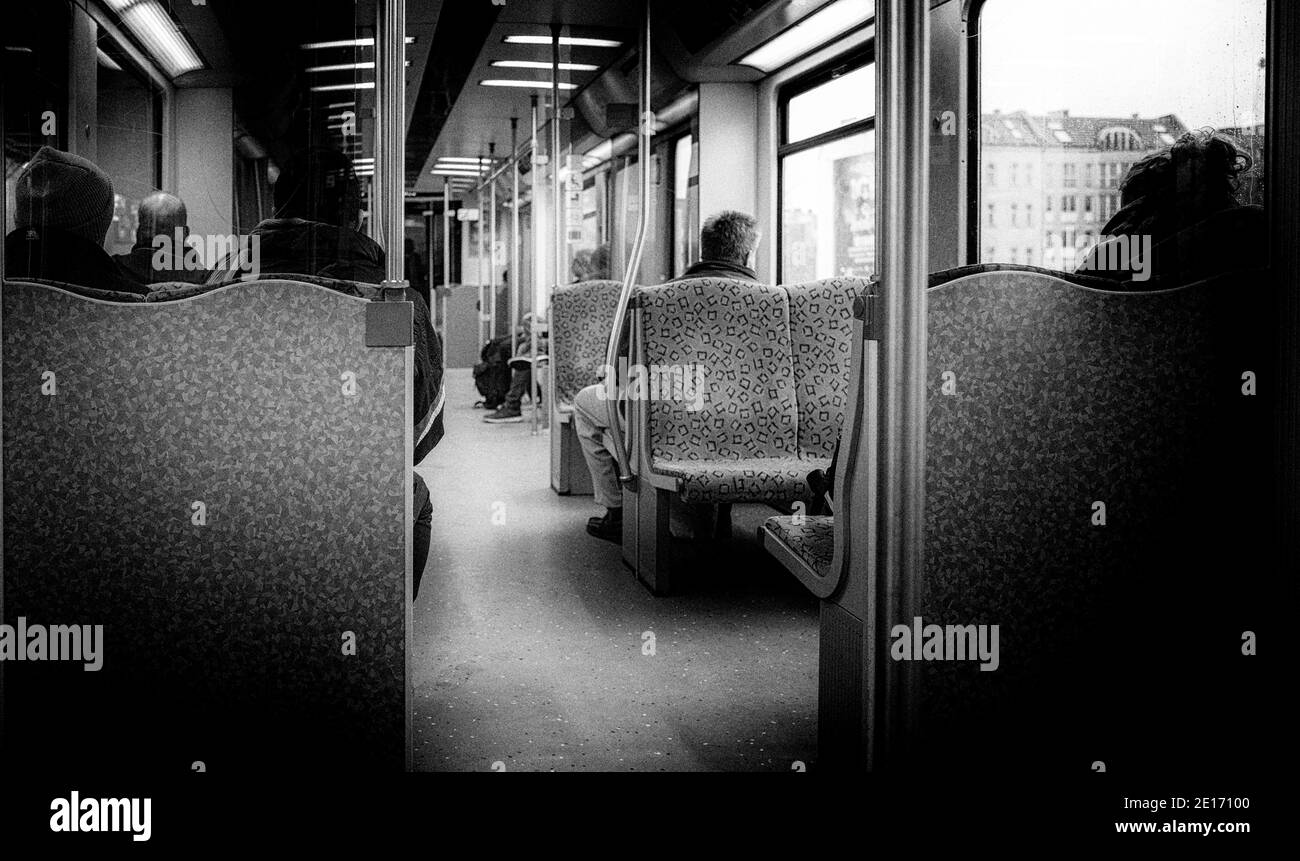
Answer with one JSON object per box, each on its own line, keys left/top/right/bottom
{"left": 99, "top": 0, "right": 845, "bottom": 195}
{"left": 409, "top": 0, "right": 820, "bottom": 195}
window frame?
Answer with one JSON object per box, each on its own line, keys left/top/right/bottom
{"left": 776, "top": 46, "right": 874, "bottom": 284}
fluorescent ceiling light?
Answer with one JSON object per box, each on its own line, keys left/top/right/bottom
{"left": 504, "top": 35, "right": 622, "bottom": 48}
{"left": 96, "top": 47, "right": 122, "bottom": 71}
{"left": 104, "top": 0, "right": 204, "bottom": 78}
{"left": 311, "top": 82, "right": 376, "bottom": 92}
{"left": 737, "top": 0, "right": 874, "bottom": 73}
{"left": 492, "top": 60, "right": 599, "bottom": 72}
{"left": 481, "top": 79, "right": 577, "bottom": 90}
{"left": 327, "top": 101, "right": 356, "bottom": 109}
{"left": 438, "top": 157, "right": 495, "bottom": 165}
{"left": 432, "top": 168, "right": 488, "bottom": 176}
{"left": 300, "top": 37, "right": 415, "bottom": 50}
{"left": 305, "top": 61, "right": 409, "bottom": 73}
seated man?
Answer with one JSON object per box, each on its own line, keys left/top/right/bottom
{"left": 1076, "top": 129, "right": 1264, "bottom": 283}
{"left": 115, "top": 191, "right": 210, "bottom": 286}
{"left": 482, "top": 245, "right": 607, "bottom": 423}
{"left": 3, "top": 146, "right": 147, "bottom": 295}
{"left": 483, "top": 313, "right": 548, "bottom": 423}
{"left": 573, "top": 210, "right": 760, "bottom": 541}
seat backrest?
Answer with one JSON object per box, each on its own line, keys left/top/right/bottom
{"left": 550, "top": 279, "right": 624, "bottom": 406}
{"left": 637, "top": 277, "right": 797, "bottom": 462}
{"left": 899, "top": 265, "right": 1268, "bottom": 774}
{"left": 785, "top": 277, "right": 864, "bottom": 459}
{"left": 2, "top": 277, "right": 410, "bottom": 774}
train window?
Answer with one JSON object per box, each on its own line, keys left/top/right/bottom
{"left": 786, "top": 63, "right": 874, "bottom": 145}
{"left": 977, "top": 0, "right": 1267, "bottom": 271}
{"left": 95, "top": 33, "right": 165, "bottom": 257}
{"left": 671, "top": 133, "right": 698, "bottom": 279}
{"left": 779, "top": 55, "right": 875, "bottom": 283}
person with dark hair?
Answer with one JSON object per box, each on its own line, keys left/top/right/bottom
{"left": 1076, "top": 128, "right": 1264, "bottom": 283}
{"left": 209, "top": 146, "right": 384, "bottom": 284}
{"left": 115, "top": 191, "right": 209, "bottom": 286}
{"left": 572, "top": 212, "right": 761, "bottom": 542}
{"left": 3, "top": 146, "right": 147, "bottom": 294}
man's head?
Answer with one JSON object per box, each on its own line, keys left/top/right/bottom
{"left": 273, "top": 147, "right": 361, "bottom": 228}
{"left": 1118, "top": 129, "right": 1252, "bottom": 225}
{"left": 135, "top": 191, "right": 188, "bottom": 246}
{"left": 700, "top": 210, "right": 760, "bottom": 268}
{"left": 13, "top": 146, "right": 114, "bottom": 245}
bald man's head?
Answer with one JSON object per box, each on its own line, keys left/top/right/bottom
{"left": 135, "top": 192, "right": 188, "bottom": 247}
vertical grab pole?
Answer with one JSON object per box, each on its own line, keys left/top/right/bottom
{"left": 545, "top": 22, "right": 565, "bottom": 434}
{"left": 510, "top": 117, "right": 521, "bottom": 352}
{"left": 873, "top": 0, "right": 930, "bottom": 770}
{"left": 477, "top": 175, "right": 487, "bottom": 347}
{"left": 442, "top": 177, "right": 451, "bottom": 347}
{"left": 377, "top": 0, "right": 406, "bottom": 285}
{"left": 489, "top": 141, "right": 498, "bottom": 340}
{"left": 529, "top": 94, "right": 543, "bottom": 434}
{"left": 603, "top": 0, "right": 652, "bottom": 485}
{"left": 376, "top": 0, "right": 411, "bottom": 774}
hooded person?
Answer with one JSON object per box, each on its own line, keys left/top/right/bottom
{"left": 4, "top": 146, "right": 148, "bottom": 295}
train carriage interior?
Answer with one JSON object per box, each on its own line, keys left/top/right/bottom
{"left": 1, "top": 0, "right": 1293, "bottom": 782}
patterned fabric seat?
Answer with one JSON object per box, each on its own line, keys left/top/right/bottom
{"left": 654, "top": 455, "right": 829, "bottom": 503}
{"left": 762, "top": 515, "right": 835, "bottom": 578}
{"left": 786, "top": 278, "right": 862, "bottom": 460}
{"left": 550, "top": 279, "right": 624, "bottom": 405}
{"left": 639, "top": 277, "right": 806, "bottom": 502}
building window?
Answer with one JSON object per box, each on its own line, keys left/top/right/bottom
{"left": 779, "top": 54, "right": 874, "bottom": 283}
{"left": 986, "top": 162, "right": 997, "bottom": 188}
{"left": 987, "top": 203, "right": 996, "bottom": 227}
{"left": 1010, "top": 203, "right": 1019, "bottom": 227}
{"left": 1063, "top": 163, "right": 1078, "bottom": 188}
{"left": 1025, "top": 203, "right": 1034, "bottom": 224}
{"left": 1084, "top": 195, "right": 1094, "bottom": 218}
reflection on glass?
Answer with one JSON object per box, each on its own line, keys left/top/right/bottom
{"left": 781, "top": 129, "right": 874, "bottom": 283}
{"left": 96, "top": 33, "right": 163, "bottom": 257}
{"left": 979, "top": 0, "right": 1267, "bottom": 267}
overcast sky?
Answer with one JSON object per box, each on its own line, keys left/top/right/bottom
{"left": 981, "top": 0, "right": 1267, "bottom": 128}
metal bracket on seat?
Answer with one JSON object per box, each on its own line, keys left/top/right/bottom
{"left": 366, "top": 280, "right": 413, "bottom": 347}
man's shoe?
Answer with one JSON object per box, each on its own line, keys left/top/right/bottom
{"left": 586, "top": 508, "right": 623, "bottom": 543}
{"left": 484, "top": 407, "right": 524, "bottom": 423}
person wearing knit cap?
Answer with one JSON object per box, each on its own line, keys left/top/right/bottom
{"left": 3, "top": 146, "right": 148, "bottom": 295}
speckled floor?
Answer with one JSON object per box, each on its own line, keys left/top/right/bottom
{"left": 411, "top": 372, "right": 820, "bottom": 772}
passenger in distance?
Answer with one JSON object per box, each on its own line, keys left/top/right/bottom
{"left": 573, "top": 211, "right": 761, "bottom": 542}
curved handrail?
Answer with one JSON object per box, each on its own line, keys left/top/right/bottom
{"left": 604, "top": 0, "right": 652, "bottom": 485}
